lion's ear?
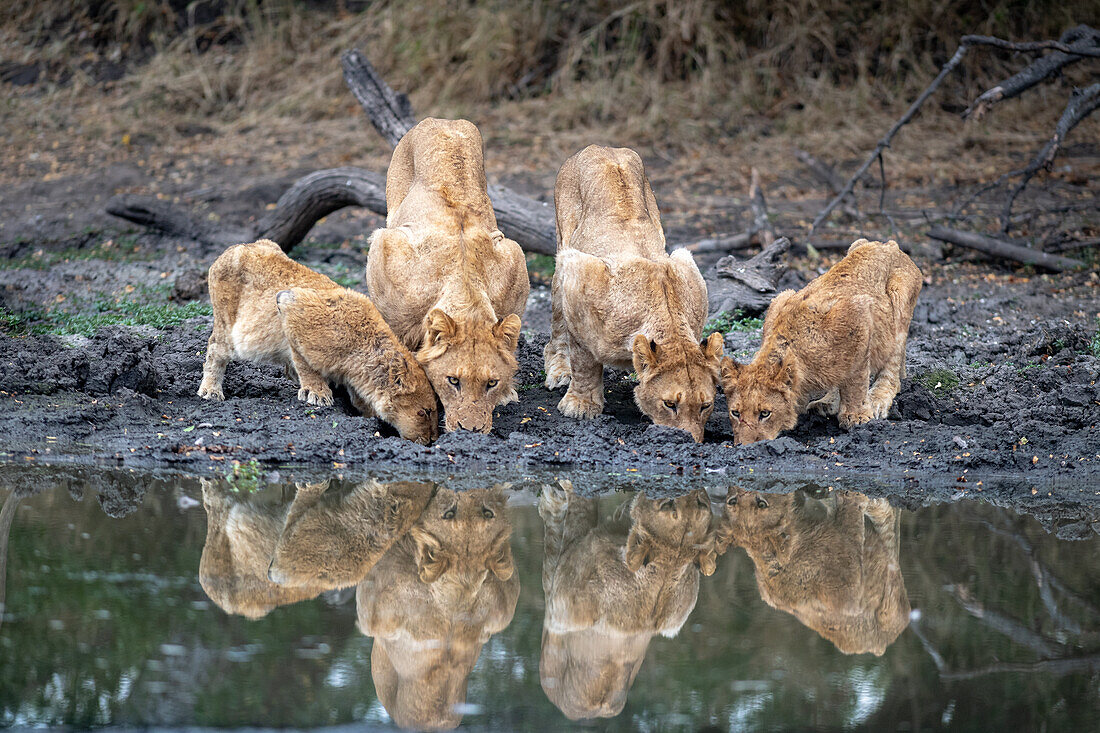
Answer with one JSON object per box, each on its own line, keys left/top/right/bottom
{"left": 410, "top": 526, "right": 447, "bottom": 584}
{"left": 493, "top": 313, "right": 521, "bottom": 353}
{"left": 486, "top": 533, "right": 514, "bottom": 581}
{"left": 388, "top": 358, "right": 411, "bottom": 393}
{"left": 632, "top": 334, "right": 658, "bottom": 375}
{"left": 624, "top": 528, "right": 652, "bottom": 572}
{"left": 719, "top": 356, "right": 740, "bottom": 386}
{"left": 701, "top": 331, "right": 724, "bottom": 361}
{"left": 695, "top": 546, "right": 718, "bottom": 576}
{"left": 425, "top": 309, "right": 457, "bottom": 346}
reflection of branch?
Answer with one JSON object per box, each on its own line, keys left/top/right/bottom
{"left": 941, "top": 655, "right": 1100, "bottom": 681}
{"left": 945, "top": 584, "right": 1063, "bottom": 658}
{"left": 0, "top": 490, "right": 21, "bottom": 632}
{"left": 978, "top": 517, "right": 1098, "bottom": 629}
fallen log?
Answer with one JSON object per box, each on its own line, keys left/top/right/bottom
{"left": 927, "top": 226, "right": 1085, "bottom": 272}
{"left": 704, "top": 237, "right": 791, "bottom": 316}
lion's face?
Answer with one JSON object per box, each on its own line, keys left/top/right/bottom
{"left": 379, "top": 381, "right": 439, "bottom": 445}
{"left": 409, "top": 487, "right": 514, "bottom": 590}
{"left": 417, "top": 309, "right": 520, "bottom": 433}
{"left": 720, "top": 357, "right": 800, "bottom": 444}
{"left": 631, "top": 332, "right": 723, "bottom": 443}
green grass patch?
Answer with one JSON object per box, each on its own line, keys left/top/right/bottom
{"left": 1089, "top": 320, "right": 1100, "bottom": 358}
{"left": 0, "top": 235, "right": 151, "bottom": 270}
{"left": 703, "top": 309, "right": 763, "bottom": 337}
{"left": 526, "top": 253, "right": 556, "bottom": 281}
{"left": 918, "top": 368, "right": 959, "bottom": 396}
{"left": 225, "top": 459, "right": 264, "bottom": 493}
{"left": 0, "top": 299, "right": 212, "bottom": 338}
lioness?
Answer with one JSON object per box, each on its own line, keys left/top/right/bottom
{"left": 266, "top": 478, "right": 434, "bottom": 589}
{"left": 544, "top": 145, "right": 723, "bottom": 442}
{"left": 198, "top": 479, "right": 332, "bottom": 619}
{"left": 721, "top": 238, "right": 922, "bottom": 444}
{"left": 198, "top": 239, "right": 438, "bottom": 444}
{"left": 715, "top": 487, "right": 910, "bottom": 655}
{"left": 539, "top": 481, "right": 715, "bottom": 720}
{"left": 365, "top": 118, "right": 529, "bottom": 433}
{"left": 356, "top": 486, "right": 519, "bottom": 730}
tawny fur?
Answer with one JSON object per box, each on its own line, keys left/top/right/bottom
{"left": 198, "top": 479, "right": 332, "bottom": 619}
{"left": 355, "top": 486, "right": 519, "bottom": 731}
{"left": 544, "top": 145, "right": 723, "bottom": 442}
{"left": 266, "top": 479, "right": 434, "bottom": 589}
{"left": 721, "top": 238, "right": 922, "bottom": 444}
{"left": 538, "top": 481, "right": 715, "bottom": 720}
{"left": 715, "top": 487, "right": 910, "bottom": 655}
{"left": 365, "top": 118, "right": 529, "bottom": 433}
{"left": 198, "top": 239, "right": 438, "bottom": 444}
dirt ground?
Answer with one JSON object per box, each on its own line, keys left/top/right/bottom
{"left": 1, "top": 93, "right": 1099, "bottom": 521}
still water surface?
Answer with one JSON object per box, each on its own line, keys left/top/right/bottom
{"left": 1, "top": 468, "right": 1099, "bottom": 730}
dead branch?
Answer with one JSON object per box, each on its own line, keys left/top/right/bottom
{"left": 812, "top": 26, "right": 1100, "bottom": 235}
{"left": 1002, "top": 82, "right": 1100, "bottom": 231}
{"left": 703, "top": 236, "right": 790, "bottom": 316}
{"left": 965, "top": 25, "right": 1100, "bottom": 120}
{"left": 340, "top": 49, "right": 414, "bottom": 146}
{"left": 928, "top": 226, "right": 1086, "bottom": 271}
{"left": 749, "top": 167, "right": 775, "bottom": 246}
{"left": 683, "top": 233, "right": 753, "bottom": 254}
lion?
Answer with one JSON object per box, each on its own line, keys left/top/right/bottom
{"left": 198, "top": 478, "right": 333, "bottom": 619}
{"left": 538, "top": 481, "right": 715, "bottom": 720}
{"left": 365, "top": 118, "right": 529, "bottom": 433}
{"left": 198, "top": 239, "right": 439, "bottom": 444}
{"left": 266, "top": 478, "right": 434, "bottom": 589}
{"left": 356, "top": 486, "right": 519, "bottom": 730}
{"left": 715, "top": 486, "right": 910, "bottom": 655}
{"left": 543, "top": 145, "right": 723, "bottom": 442}
{"left": 720, "top": 238, "right": 922, "bottom": 444}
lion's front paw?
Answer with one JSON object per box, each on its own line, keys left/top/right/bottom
{"left": 807, "top": 388, "right": 840, "bottom": 416}
{"left": 868, "top": 396, "right": 894, "bottom": 420}
{"left": 544, "top": 354, "right": 572, "bottom": 389}
{"left": 197, "top": 384, "right": 224, "bottom": 401}
{"left": 558, "top": 390, "right": 603, "bottom": 419}
{"left": 298, "top": 385, "right": 333, "bottom": 406}
{"left": 838, "top": 407, "right": 874, "bottom": 428}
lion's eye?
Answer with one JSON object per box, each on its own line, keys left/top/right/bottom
{"left": 700, "top": 402, "right": 712, "bottom": 413}
{"left": 420, "top": 408, "right": 433, "bottom": 418}
{"left": 482, "top": 507, "right": 495, "bottom": 519}
{"left": 447, "top": 376, "right": 460, "bottom": 390}
{"left": 730, "top": 410, "right": 740, "bottom": 419}
{"left": 755, "top": 496, "right": 769, "bottom": 509}
{"left": 663, "top": 400, "right": 677, "bottom": 411}
{"left": 442, "top": 507, "right": 456, "bottom": 520}
{"left": 726, "top": 493, "right": 738, "bottom": 506}
{"left": 759, "top": 410, "right": 771, "bottom": 420}
{"left": 486, "top": 379, "right": 498, "bottom": 391}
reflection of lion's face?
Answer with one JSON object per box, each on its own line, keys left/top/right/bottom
{"left": 627, "top": 489, "right": 717, "bottom": 574}
{"left": 410, "top": 487, "right": 514, "bottom": 589}
{"left": 716, "top": 486, "right": 911, "bottom": 655}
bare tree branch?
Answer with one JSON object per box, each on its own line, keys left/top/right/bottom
{"left": 928, "top": 226, "right": 1085, "bottom": 271}
{"left": 1002, "top": 82, "right": 1100, "bottom": 231}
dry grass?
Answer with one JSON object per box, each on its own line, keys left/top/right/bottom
{"left": 2, "top": 0, "right": 1097, "bottom": 188}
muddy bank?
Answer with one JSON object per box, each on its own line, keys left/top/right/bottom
{"left": 0, "top": 273, "right": 1098, "bottom": 507}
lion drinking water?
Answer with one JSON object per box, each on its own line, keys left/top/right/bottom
{"left": 365, "top": 118, "right": 529, "bottom": 433}
{"left": 721, "top": 238, "right": 922, "bottom": 444}
{"left": 544, "top": 145, "right": 723, "bottom": 442}
{"left": 198, "top": 239, "right": 438, "bottom": 444}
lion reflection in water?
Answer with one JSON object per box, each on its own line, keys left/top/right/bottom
{"left": 538, "top": 481, "right": 716, "bottom": 720}
{"left": 199, "top": 479, "right": 519, "bottom": 731}
{"left": 356, "top": 486, "right": 519, "bottom": 731}
{"left": 716, "top": 486, "right": 910, "bottom": 655}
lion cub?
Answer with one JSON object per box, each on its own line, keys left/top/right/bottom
{"left": 544, "top": 145, "right": 723, "bottom": 442}
{"left": 198, "top": 239, "right": 438, "bottom": 444}
{"left": 366, "top": 118, "right": 529, "bottom": 433}
{"left": 721, "top": 238, "right": 921, "bottom": 444}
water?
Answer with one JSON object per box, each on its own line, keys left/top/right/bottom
{"left": 2, "top": 467, "right": 1099, "bottom": 731}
